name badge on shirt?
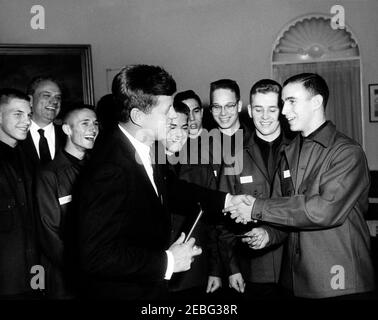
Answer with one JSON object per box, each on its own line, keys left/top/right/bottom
{"left": 59, "top": 195, "right": 72, "bottom": 205}
{"left": 283, "top": 170, "right": 291, "bottom": 178}
{"left": 240, "top": 175, "right": 253, "bottom": 184}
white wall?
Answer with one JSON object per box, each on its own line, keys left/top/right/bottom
{"left": 0, "top": 0, "right": 377, "bottom": 167}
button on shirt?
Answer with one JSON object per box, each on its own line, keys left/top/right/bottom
{"left": 30, "top": 121, "right": 56, "bottom": 159}
{"left": 118, "top": 125, "right": 174, "bottom": 279}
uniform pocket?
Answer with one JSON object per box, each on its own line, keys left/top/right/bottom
{"left": 0, "top": 199, "right": 15, "bottom": 232}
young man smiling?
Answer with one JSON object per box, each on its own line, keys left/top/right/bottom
{"left": 218, "top": 79, "right": 290, "bottom": 299}
{"left": 0, "top": 88, "right": 40, "bottom": 299}
{"left": 225, "top": 73, "right": 375, "bottom": 299}
{"left": 35, "top": 105, "right": 99, "bottom": 299}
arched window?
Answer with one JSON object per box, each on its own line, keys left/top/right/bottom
{"left": 272, "top": 15, "right": 363, "bottom": 145}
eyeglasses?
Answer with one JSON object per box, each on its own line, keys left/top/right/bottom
{"left": 210, "top": 102, "right": 238, "bottom": 114}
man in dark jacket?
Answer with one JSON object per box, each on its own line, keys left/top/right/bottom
{"left": 225, "top": 73, "right": 376, "bottom": 299}
{"left": 0, "top": 88, "right": 40, "bottom": 299}
{"left": 208, "top": 78, "right": 252, "bottom": 295}
{"left": 76, "top": 65, "right": 250, "bottom": 300}
{"left": 35, "top": 105, "right": 99, "bottom": 299}
{"left": 218, "top": 79, "right": 290, "bottom": 299}
{"left": 167, "top": 92, "right": 224, "bottom": 299}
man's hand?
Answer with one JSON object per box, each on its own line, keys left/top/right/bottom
{"left": 169, "top": 232, "right": 202, "bottom": 273}
{"left": 206, "top": 276, "right": 222, "bottom": 293}
{"left": 227, "top": 194, "right": 253, "bottom": 207}
{"left": 228, "top": 273, "right": 245, "bottom": 293}
{"left": 223, "top": 195, "right": 256, "bottom": 224}
{"left": 241, "top": 228, "right": 269, "bottom": 249}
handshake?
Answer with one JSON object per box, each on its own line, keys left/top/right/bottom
{"left": 223, "top": 194, "right": 258, "bottom": 224}
{"left": 168, "top": 193, "right": 261, "bottom": 273}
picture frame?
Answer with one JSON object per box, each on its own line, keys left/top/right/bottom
{"left": 369, "top": 83, "right": 378, "bottom": 122}
{"left": 0, "top": 44, "right": 94, "bottom": 116}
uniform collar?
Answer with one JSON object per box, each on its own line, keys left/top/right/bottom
{"left": 302, "top": 121, "right": 334, "bottom": 148}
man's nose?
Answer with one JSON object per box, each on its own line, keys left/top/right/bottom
{"left": 24, "top": 115, "right": 32, "bottom": 126}
{"left": 50, "top": 97, "right": 59, "bottom": 104}
{"left": 176, "top": 129, "right": 184, "bottom": 139}
{"left": 220, "top": 106, "right": 227, "bottom": 116}
{"left": 89, "top": 123, "right": 98, "bottom": 132}
{"left": 282, "top": 102, "right": 289, "bottom": 115}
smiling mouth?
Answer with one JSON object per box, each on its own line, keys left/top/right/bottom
{"left": 84, "top": 135, "right": 96, "bottom": 141}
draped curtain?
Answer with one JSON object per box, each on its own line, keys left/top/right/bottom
{"left": 273, "top": 60, "right": 362, "bottom": 144}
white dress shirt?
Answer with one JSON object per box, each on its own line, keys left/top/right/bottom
{"left": 118, "top": 125, "right": 174, "bottom": 279}
{"left": 29, "top": 121, "right": 56, "bottom": 159}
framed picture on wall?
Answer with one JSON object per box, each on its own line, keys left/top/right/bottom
{"left": 369, "top": 83, "right": 378, "bottom": 122}
{"left": 0, "top": 44, "right": 94, "bottom": 118}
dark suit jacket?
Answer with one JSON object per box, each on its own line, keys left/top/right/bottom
{"left": 77, "top": 127, "right": 226, "bottom": 299}
{"left": 35, "top": 150, "right": 84, "bottom": 298}
{"left": 217, "top": 132, "right": 290, "bottom": 283}
{"left": 20, "top": 123, "right": 65, "bottom": 171}
{"left": 168, "top": 132, "right": 224, "bottom": 292}
{"left": 0, "top": 141, "right": 40, "bottom": 297}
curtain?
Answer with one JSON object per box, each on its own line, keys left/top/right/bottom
{"left": 273, "top": 60, "right": 362, "bottom": 144}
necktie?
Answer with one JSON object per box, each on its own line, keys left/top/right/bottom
{"left": 38, "top": 129, "right": 52, "bottom": 164}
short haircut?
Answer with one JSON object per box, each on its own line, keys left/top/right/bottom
{"left": 210, "top": 79, "right": 240, "bottom": 102}
{"left": 26, "top": 76, "right": 61, "bottom": 95}
{"left": 112, "top": 65, "right": 176, "bottom": 122}
{"left": 0, "top": 88, "right": 30, "bottom": 109}
{"left": 250, "top": 79, "right": 282, "bottom": 108}
{"left": 283, "top": 73, "right": 329, "bottom": 110}
{"left": 62, "top": 103, "right": 96, "bottom": 124}
{"left": 174, "top": 90, "right": 202, "bottom": 109}
{"left": 173, "top": 100, "right": 190, "bottom": 116}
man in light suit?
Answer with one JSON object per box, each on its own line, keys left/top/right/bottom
{"left": 77, "top": 65, "right": 250, "bottom": 300}
{"left": 22, "top": 76, "right": 65, "bottom": 169}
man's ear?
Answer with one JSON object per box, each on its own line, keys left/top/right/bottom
{"left": 238, "top": 100, "right": 243, "bottom": 113}
{"left": 129, "top": 108, "right": 143, "bottom": 125}
{"left": 28, "top": 95, "right": 33, "bottom": 107}
{"left": 247, "top": 104, "right": 252, "bottom": 118}
{"left": 312, "top": 94, "right": 324, "bottom": 110}
{"left": 62, "top": 123, "right": 71, "bottom": 136}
